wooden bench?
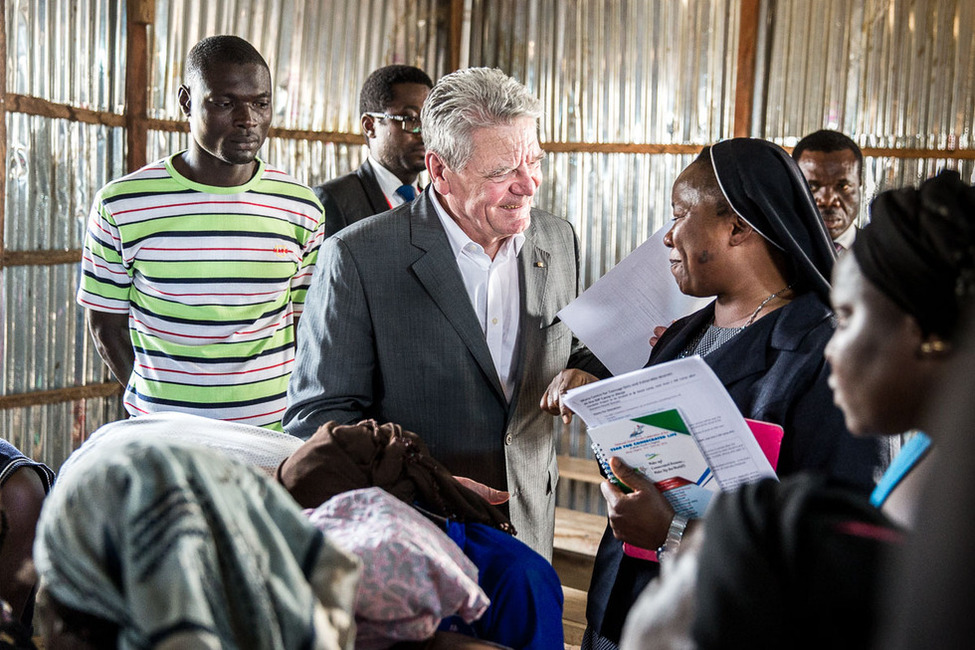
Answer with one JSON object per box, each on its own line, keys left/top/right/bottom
{"left": 554, "top": 506, "right": 605, "bottom": 647}
{"left": 554, "top": 456, "right": 606, "bottom": 647}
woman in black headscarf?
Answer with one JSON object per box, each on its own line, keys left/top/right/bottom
{"left": 622, "top": 170, "right": 975, "bottom": 650}
{"left": 542, "top": 138, "right": 882, "bottom": 649}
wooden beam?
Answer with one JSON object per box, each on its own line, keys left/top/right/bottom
{"left": 541, "top": 142, "right": 706, "bottom": 155}
{"left": 0, "top": 382, "right": 123, "bottom": 410}
{"left": 1, "top": 249, "right": 83, "bottom": 268}
{"left": 5, "top": 94, "right": 125, "bottom": 127}
{"left": 125, "top": 0, "right": 154, "bottom": 172}
{"left": 6, "top": 97, "right": 969, "bottom": 161}
{"left": 734, "top": 0, "right": 762, "bottom": 137}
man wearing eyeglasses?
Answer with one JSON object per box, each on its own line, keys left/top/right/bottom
{"left": 312, "top": 65, "right": 433, "bottom": 238}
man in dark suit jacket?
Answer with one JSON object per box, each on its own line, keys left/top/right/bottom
{"left": 286, "top": 68, "right": 601, "bottom": 559}
{"left": 793, "top": 129, "right": 864, "bottom": 252}
{"left": 313, "top": 65, "right": 434, "bottom": 237}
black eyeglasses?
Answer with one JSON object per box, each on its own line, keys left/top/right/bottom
{"left": 365, "top": 112, "right": 422, "bottom": 135}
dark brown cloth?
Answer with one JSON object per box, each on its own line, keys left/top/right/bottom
{"left": 276, "top": 420, "right": 515, "bottom": 535}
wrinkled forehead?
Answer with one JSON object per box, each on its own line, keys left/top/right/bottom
{"left": 466, "top": 119, "right": 540, "bottom": 164}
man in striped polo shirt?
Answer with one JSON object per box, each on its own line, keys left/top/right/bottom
{"left": 78, "top": 36, "right": 324, "bottom": 431}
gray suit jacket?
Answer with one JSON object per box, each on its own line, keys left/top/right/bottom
{"left": 312, "top": 159, "right": 390, "bottom": 238}
{"left": 285, "top": 190, "right": 598, "bottom": 557}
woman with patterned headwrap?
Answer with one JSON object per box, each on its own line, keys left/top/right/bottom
{"left": 621, "top": 169, "right": 975, "bottom": 649}
{"left": 32, "top": 434, "right": 360, "bottom": 650}
{"left": 541, "top": 138, "right": 884, "bottom": 649}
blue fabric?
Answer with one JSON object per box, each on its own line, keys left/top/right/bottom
{"left": 439, "top": 521, "right": 565, "bottom": 650}
{"left": 0, "top": 438, "right": 54, "bottom": 491}
{"left": 870, "top": 432, "right": 932, "bottom": 508}
{"left": 395, "top": 184, "right": 417, "bottom": 202}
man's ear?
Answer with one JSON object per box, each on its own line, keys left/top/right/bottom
{"left": 426, "top": 151, "right": 450, "bottom": 194}
{"left": 361, "top": 113, "right": 377, "bottom": 139}
{"left": 178, "top": 85, "right": 192, "bottom": 117}
{"left": 728, "top": 214, "right": 755, "bottom": 246}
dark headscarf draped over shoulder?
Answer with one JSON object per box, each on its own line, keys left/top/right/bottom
{"left": 852, "top": 170, "right": 975, "bottom": 340}
{"left": 709, "top": 138, "right": 836, "bottom": 302}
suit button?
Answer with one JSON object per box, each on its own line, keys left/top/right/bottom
{"left": 505, "top": 434, "right": 513, "bottom": 445}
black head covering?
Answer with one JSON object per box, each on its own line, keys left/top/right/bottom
{"left": 709, "top": 138, "right": 836, "bottom": 302}
{"left": 852, "top": 169, "right": 975, "bottom": 340}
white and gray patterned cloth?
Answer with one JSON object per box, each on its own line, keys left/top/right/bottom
{"left": 305, "top": 487, "right": 490, "bottom": 649}
{"left": 34, "top": 430, "right": 360, "bottom": 650}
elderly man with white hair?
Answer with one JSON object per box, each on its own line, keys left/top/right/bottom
{"left": 285, "top": 67, "right": 601, "bottom": 559}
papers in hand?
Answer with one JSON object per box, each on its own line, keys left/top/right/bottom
{"left": 562, "top": 356, "right": 779, "bottom": 519}
{"left": 556, "top": 224, "right": 710, "bottom": 375}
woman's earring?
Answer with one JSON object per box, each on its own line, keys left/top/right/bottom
{"left": 919, "top": 338, "right": 950, "bottom": 356}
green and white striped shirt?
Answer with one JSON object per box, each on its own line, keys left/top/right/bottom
{"left": 78, "top": 153, "right": 325, "bottom": 430}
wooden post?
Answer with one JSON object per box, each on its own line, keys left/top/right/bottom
{"left": 734, "top": 0, "right": 763, "bottom": 137}
{"left": 0, "top": 0, "right": 7, "bottom": 269}
{"left": 448, "top": 0, "right": 464, "bottom": 72}
{"left": 125, "top": 0, "right": 154, "bottom": 172}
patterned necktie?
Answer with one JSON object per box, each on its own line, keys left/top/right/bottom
{"left": 834, "top": 240, "right": 844, "bottom": 253}
{"left": 395, "top": 184, "right": 417, "bottom": 202}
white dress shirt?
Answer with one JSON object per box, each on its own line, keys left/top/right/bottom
{"left": 833, "top": 222, "right": 857, "bottom": 252}
{"left": 431, "top": 190, "right": 525, "bottom": 401}
{"left": 369, "top": 155, "right": 419, "bottom": 208}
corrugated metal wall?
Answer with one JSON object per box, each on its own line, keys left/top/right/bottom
{"left": 761, "top": 0, "right": 975, "bottom": 225}
{"left": 3, "top": 0, "right": 128, "bottom": 467}
{"left": 3, "top": 0, "right": 449, "bottom": 471}
{"left": 147, "top": 0, "right": 449, "bottom": 187}
{"left": 5, "top": 0, "right": 974, "bottom": 487}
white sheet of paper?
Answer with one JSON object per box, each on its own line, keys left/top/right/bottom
{"left": 562, "top": 356, "right": 777, "bottom": 490}
{"left": 557, "top": 224, "right": 710, "bottom": 375}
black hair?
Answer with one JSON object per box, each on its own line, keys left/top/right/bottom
{"left": 358, "top": 65, "right": 434, "bottom": 115}
{"left": 792, "top": 129, "right": 864, "bottom": 176}
{"left": 184, "top": 35, "right": 269, "bottom": 87}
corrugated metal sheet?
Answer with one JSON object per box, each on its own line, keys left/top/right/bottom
{"left": 149, "top": 0, "right": 449, "bottom": 131}
{"left": 4, "top": 113, "right": 125, "bottom": 251}
{"left": 6, "top": 0, "right": 126, "bottom": 111}
{"left": 763, "top": 0, "right": 975, "bottom": 199}
{"left": 468, "top": 0, "right": 740, "bottom": 145}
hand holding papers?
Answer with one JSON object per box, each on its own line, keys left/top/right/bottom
{"left": 562, "top": 356, "right": 780, "bottom": 520}
{"left": 557, "top": 224, "right": 710, "bottom": 375}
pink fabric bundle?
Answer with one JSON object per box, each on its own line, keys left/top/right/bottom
{"left": 305, "top": 487, "right": 490, "bottom": 649}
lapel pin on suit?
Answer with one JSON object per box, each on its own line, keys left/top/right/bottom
{"left": 534, "top": 261, "right": 545, "bottom": 268}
